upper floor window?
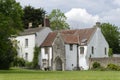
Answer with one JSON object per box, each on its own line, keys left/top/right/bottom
{"left": 92, "top": 46, "right": 94, "bottom": 54}
{"left": 80, "top": 47, "right": 84, "bottom": 54}
{"left": 45, "top": 47, "right": 49, "bottom": 54}
{"left": 25, "top": 39, "right": 28, "bottom": 47}
{"left": 105, "top": 47, "right": 107, "bottom": 55}
{"left": 70, "top": 44, "right": 73, "bottom": 51}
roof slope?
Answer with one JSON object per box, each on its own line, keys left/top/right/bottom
{"left": 19, "top": 27, "right": 45, "bottom": 36}
{"left": 41, "top": 27, "right": 96, "bottom": 47}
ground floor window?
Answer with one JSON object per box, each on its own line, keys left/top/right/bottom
{"left": 25, "top": 53, "right": 28, "bottom": 61}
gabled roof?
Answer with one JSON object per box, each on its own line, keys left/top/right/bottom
{"left": 19, "top": 27, "right": 45, "bottom": 36}
{"left": 41, "top": 27, "right": 96, "bottom": 47}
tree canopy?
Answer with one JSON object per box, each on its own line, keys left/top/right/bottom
{"left": 0, "top": 0, "right": 23, "bottom": 69}
{"left": 49, "top": 9, "right": 69, "bottom": 30}
{"left": 101, "top": 23, "right": 120, "bottom": 54}
{"left": 22, "top": 6, "right": 46, "bottom": 28}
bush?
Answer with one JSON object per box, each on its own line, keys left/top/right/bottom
{"left": 107, "top": 64, "right": 120, "bottom": 71}
{"left": 25, "top": 62, "right": 33, "bottom": 68}
{"left": 108, "top": 48, "right": 113, "bottom": 57}
{"left": 92, "top": 62, "right": 101, "bottom": 69}
{"left": 12, "top": 57, "right": 26, "bottom": 67}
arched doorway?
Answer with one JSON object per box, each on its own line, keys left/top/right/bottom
{"left": 55, "top": 57, "right": 62, "bottom": 71}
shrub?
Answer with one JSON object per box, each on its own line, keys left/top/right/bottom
{"left": 92, "top": 62, "right": 101, "bottom": 69}
{"left": 25, "top": 62, "right": 33, "bottom": 68}
{"left": 107, "top": 64, "right": 120, "bottom": 71}
{"left": 108, "top": 48, "right": 113, "bottom": 57}
{"left": 13, "top": 57, "right": 26, "bottom": 67}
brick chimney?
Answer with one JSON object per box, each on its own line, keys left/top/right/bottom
{"left": 44, "top": 15, "right": 50, "bottom": 27}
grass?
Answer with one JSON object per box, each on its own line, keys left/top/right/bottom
{"left": 0, "top": 68, "right": 120, "bottom": 80}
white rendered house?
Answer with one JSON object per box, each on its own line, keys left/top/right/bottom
{"left": 40, "top": 22, "right": 109, "bottom": 70}
{"left": 15, "top": 27, "right": 52, "bottom": 62}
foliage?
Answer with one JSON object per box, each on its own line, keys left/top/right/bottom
{"left": 92, "top": 62, "right": 101, "bottom": 69}
{"left": 101, "top": 23, "right": 120, "bottom": 54}
{"left": 106, "top": 64, "right": 120, "bottom": 71}
{"left": 25, "top": 62, "right": 33, "bottom": 68}
{"left": 22, "top": 6, "right": 46, "bottom": 28}
{"left": 108, "top": 48, "right": 113, "bottom": 57}
{"left": 32, "top": 46, "right": 40, "bottom": 69}
{"left": 0, "top": 0, "right": 23, "bottom": 69}
{"left": 49, "top": 9, "right": 69, "bottom": 30}
{"left": 12, "top": 57, "right": 26, "bottom": 67}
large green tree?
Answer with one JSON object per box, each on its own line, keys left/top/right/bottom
{"left": 22, "top": 6, "right": 46, "bottom": 28}
{"left": 0, "top": 0, "right": 23, "bottom": 69}
{"left": 101, "top": 23, "right": 120, "bottom": 54}
{"left": 49, "top": 9, "right": 69, "bottom": 30}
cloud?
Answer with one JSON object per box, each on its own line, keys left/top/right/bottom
{"left": 100, "top": 8, "right": 120, "bottom": 26}
{"left": 65, "top": 8, "right": 100, "bottom": 29}
{"left": 114, "top": 0, "right": 120, "bottom": 6}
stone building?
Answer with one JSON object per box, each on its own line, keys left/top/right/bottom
{"left": 40, "top": 23, "right": 109, "bottom": 70}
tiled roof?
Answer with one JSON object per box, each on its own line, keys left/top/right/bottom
{"left": 41, "top": 32, "right": 57, "bottom": 47}
{"left": 19, "top": 27, "right": 45, "bottom": 36}
{"left": 41, "top": 27, "right": 96, "bottom": 47}
{"left": 62, "top": 34, "right": 79, "bottom": 44}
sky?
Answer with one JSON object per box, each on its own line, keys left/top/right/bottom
{"left": 16, "top": 0, "right": 120, "bottom": 29}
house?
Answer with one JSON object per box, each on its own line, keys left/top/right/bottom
{"left": 15, "top": 18, "right": 52, "bottom": 62}
{"left": 40, "top": 22, "right": 109, "bottom": 70}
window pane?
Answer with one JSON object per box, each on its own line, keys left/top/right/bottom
{"left": 80, "top": 47, "right": 84, "bottom": 54}
{"left": 25, "top": 39, "right": 28, "bottom": 47}
{"left": 92, "top": 46, "right": 94, "bottom": 54}
{"left": 45, "top": 47, "right": 49, "bottom": 54}
{"left": 70, "top": 44, "right": 73, "bottom": 51}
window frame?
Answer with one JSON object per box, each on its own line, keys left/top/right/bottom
{"left": 70, "top": 44, "right": 73, "bottom": 51}
{"left": 92, "top": 46, "right": 94, "bottom": 54}
{"left": 80, "top": 47, "right": 84, "bottom": 54}
{"left": 25, "top": 38, "right": 28, "bottom": 47}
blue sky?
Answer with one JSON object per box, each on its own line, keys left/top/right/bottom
{"left": 16, "top": 0, "right": 120, "bottom": 29}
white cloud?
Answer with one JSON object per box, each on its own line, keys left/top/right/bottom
{"left": 65, "top": 8, "right": 100, "bottom": 29}
{"left": 114, "top": 0, "right": 120, "bottom": 6}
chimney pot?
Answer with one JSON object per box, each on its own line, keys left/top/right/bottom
{"left": 96, "top": 22, "right": 101, "bottom": 27}
{"left": 28, "top": 22, "right": 32, "bottom": 28}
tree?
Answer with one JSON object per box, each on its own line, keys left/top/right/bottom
{"left": 49, "top": 9, "right": 69, "bottom": 30}
{"left": 22, "top": 6, "right": 46, "bottom": 28}
{"left": 101, "top": 23, "right": 120, "bottom": 54}
{"left": 0, "top": 0, "right": 23, "bottom": 69}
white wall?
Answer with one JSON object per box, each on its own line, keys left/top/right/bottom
{"left": 16, "top": 34, "right": 35, "bottom": 62}
{"left": 78, "top": 46, "right": 89, "bottom": 70}
{"left": 36, "top": 27, "right": 52, "bottom": 46}
{"left": 65, "top": 44, "right": 77, "bottom": 70}
{"left": 40, "top": 47, "right": 52, "bottom": 69}
{"left": 87, "top": 28, "right": 109, "bottom": 58}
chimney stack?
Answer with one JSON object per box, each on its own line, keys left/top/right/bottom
{"left": 28, "top": 22, "right": 32, "bottom": 28}
{"left": 44, "top": 15, "right": 50, "bottom": 27}
{"left": 96, "top": 22, "right": 101, "bottom": 27}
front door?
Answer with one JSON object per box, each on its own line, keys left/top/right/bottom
{"left": 55, "top": 58, "right": 62, "bottom": 70}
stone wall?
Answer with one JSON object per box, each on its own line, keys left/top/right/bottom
{"left": 89, "top": 57, "right": 120, "bottom": 68}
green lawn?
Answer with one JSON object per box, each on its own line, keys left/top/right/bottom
{"left": 0, "top": 68, "right": 120, "bottom": 80}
